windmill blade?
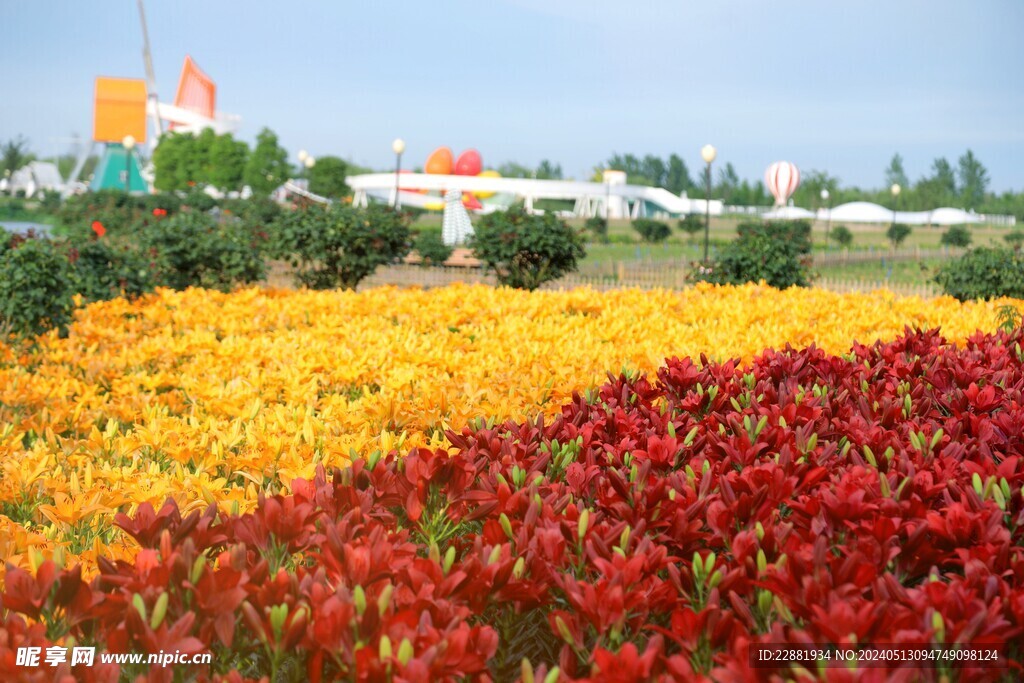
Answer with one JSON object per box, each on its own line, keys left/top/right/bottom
{"left": 137, "top": 0, "right": 162, "bottom": 136}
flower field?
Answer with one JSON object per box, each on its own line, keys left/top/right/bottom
{"left": 1, "top": 283, "right": 1023, "bottom": 681}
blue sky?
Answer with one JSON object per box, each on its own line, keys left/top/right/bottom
{"left": 2, "top": 1, "right": 1022, "bottom": 191}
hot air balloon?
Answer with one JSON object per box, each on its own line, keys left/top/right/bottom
{"left": 765, "top": 161, "right": 801, "bottom": 207}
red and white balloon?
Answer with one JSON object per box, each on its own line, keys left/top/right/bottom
{"left": 765, "top": 161, "right": 800, "bottom": 207}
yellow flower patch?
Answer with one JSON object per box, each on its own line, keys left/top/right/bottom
{"left": 0, "top": 282, "right": 1016, "bottom": 577}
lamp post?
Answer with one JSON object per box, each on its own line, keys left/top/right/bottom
{"left": 304, "top": 156, "right": 316, "bottom": 189}
{"left": 297, "top": 150, "right": 309, "bottom": 180}
{"left": 820, "top": 188, "right": 831, "bottom": 248}
{"left": 122, "top": 135, "right": 136, "bottom": 193}
{"left": 391, "top": 138, "right": 405, "bottom": 211}
{"left": 890, "top": 183, "right": 901, "bottom": 229}
{"left": 700, "top": 144, "right": 716, "bottom": 264}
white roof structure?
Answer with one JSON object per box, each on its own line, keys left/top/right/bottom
{"left": 763, "top": 206, "right": 816, "bottom": 220}
{"left": 10, "top": 162, "right": 64, "bottom": 197}
{"left": 819, "top": 202, "right": 983, "bottom": 225}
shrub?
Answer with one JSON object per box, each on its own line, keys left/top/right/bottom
{"left": 830, "top": 225, "right": 853, "bottom": 246}
{"left": 1004, "top": 229, "right": 1024, "bottom": 251}
{"left": 695, "top": 229, "right": 810, "bottom": 289}
{"left": 272, "top": 204, "right": 411, "bottom": 289}
{"left": 471, "top": 205, "right": 585, "bottom": 290}
{"left": 631, "top": 218, "right": 671, "bottom": 243}
{"left": 415, "top": 230, "right": 453, "bottom": 266}
{"left": 934, "top": 247, "right": 1024, "bottom": 301}
{"left": 886, "top": 222, "right": 912, "bottom": 247}
{"left": 737, "top": 220, "right": 813, "bottom": 254}
{"left": 67, "top": 237, "right": 153, "bottom": 303}
{"left": 939, "top": 225, "right": 972, "bottom": 248}
{"left": 0, "top": 237, "right": 73, "bottom": 337}
{"left": 584, "top": 216, "right": 608, "bottom": 243}
{"left": 678, "top": 214, "right": 704, "bottom": 242}
{"left": 139, "top": 212, "right": 266, "bottom": 291}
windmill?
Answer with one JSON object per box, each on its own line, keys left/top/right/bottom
{"left": 67, "top": 0, "right": 240, "bottom": 193}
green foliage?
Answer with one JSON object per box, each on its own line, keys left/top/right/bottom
{"left": 939, "top": 225, "right": 972, "bottom": 248}
{"left": 997, "top": 304, "right": 1022, "bottom": 333}
{"left": 584, "top": 216, "right": 608, "bottom": 243}
{"left": 139, "top": 212, "right": 266, "bottom": 291}
{"left": 935, "top": 247, "right": 1024, "bottom": 301}
{"left": 886, "top": 223, "right": 912, "bottom": 248}
{"left": 272, "top": 204, "right": 411, "bottom": 289}
{"left": 0, "top": 237, "right": 73, "bottom": 337}
{"left": 207, "top": 133, "right": 249, "bottom": 191}
{"left": 1004, "top": 230, "right": 1024, "bottom": 251}
{"left": 678, "top": 214, "right": 704, "bottom": 241}
{"left": 957, "top": 149, "right": 989, "bottom": 210}
{"left": 830, "top": 225, "right": 854, "bottom": 247}
{"left": 414, "top": 230, "right": 453, "bottom": 266}
{"left": 2, "top": 135, "right": 33, "bottom": 175}
{"left": 244, "top": 128, "right": 290, "bottom": 196}
{"left": 737, "top": 220, "right": 813, "bottom": 254}
{"left": 67, "top": 237, "right": 153, "bottom": 303}
{"left": 57, "top": 191, "right": 184, "bottom": 237}
{"left": 308, "top": 156, "right": 350, "bottom": 199}
{"left": 695, "top": 229, "right": 811, "bottom": 289}
{"left": 601, "top": 153, "right": 692, "bottom": 194}
{"left": 470, "top": 206, "right": 585, "bottom": 290}
{"left": 631, "top": 218, "right": 671, "bottom": 243}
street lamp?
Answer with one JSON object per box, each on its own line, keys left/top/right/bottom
{"left": 122, "top": 135, "right": 136, "bottom": 194}
{"left": 820, "top": 188, "right": 831, "bottom": 248}
{"left": 890, "top": 183, "right": 901, "bottom": 230}
{"left": 305, "top": 156, "right": 316, "bottom": 180}
{"left": 700, "top": 144, "right": 716, "bottom": 263}
{"left": 391, "top": 138, "right": 405, "bottom": 211}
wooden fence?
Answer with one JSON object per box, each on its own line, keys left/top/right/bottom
{"left": 356, "top": 264, "right": 943, "bottom": 298}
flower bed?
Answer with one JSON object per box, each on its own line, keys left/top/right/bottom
{"left": 3, "top": 326, "right": 1022, "bottom": 681}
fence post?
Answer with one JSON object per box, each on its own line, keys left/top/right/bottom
{"left": 617, "top": 261, "right": 625, "bottom": 283}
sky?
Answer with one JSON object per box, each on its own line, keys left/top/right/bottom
{"left": 2, "top": 0, "right": 1022, "bottom": 191}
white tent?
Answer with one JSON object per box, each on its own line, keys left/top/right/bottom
{"left": 763, "top": 206, "right": 816, "bottom": 220}
{"left": 819, "top": 201, "right": 983, "bottom": 225}
{"left": 9, "top": 162, "right": 64, "bottom": 197}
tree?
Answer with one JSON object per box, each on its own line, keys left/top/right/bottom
{"left": 308, "top": 156, "right": 350, "bottom": 198}
{"left": 244, "top": 128, "right": 290, "bottom": 196}
{"left": 940, "top": 225, "right": 971, "bottom": 248}
{"left": 497, "top": 161, "right": 532, "bottom": 178}
{"left": 208, "top": 133, "right": 249, "bottom": 192}
{"left": 957, "top": 149, "right": 989, "bottom": 210}
{"left": 2, "top": 136, "right": 33, "bottom": 175}
{"left": 716, "top": 163, "right": 740, "bottom": 203}
{"left": 915, "top": 157, "right": 957, "bottom": 208}
{"left": 632, "top": 219, "right": 671, "bottom": 243}
{"left": 536, "top": 159, "right": 563, "bottom": 180}
{"left": 665, "top": 154, "right": 692, "bottom": 194}
{"left": 152, "top": 132, "right": 190, "bottom": 191}
{"left": 886, "top": 223, "right": 912, "bottom": 248}
{"left": 884, "top": 153, "right": 909, "bottom": 189}
{"left": 470, "top": 205, "right": 585, "bottom": 290}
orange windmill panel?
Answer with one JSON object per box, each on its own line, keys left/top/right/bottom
{"left": 93, "top": 77, "right": 148, "bottom": 143}
{"left": 172, "top": 56, "right": 216, "bottom": 126}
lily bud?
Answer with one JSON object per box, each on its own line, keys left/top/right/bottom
{"left": 353, "top": 585, "right": 366, "bottom": 616}
{"left": 379, "top": 634, "right": 393, "bottom": 660}
{"left": 377, "top": 584, "right": 394, "bottom": 617}
{"left": 521, "top": 659, "right": 535, "bottom": 683}
{"left": 554, "top": 616, "right": 573, "bottom": 644}
{"left": 512, "top": 556, "right": 526, "bottom": 579}
{"left": 499, "top": 513, "right": 514, "bottom": 540}
{"left": 543, "top": 666, "right": 561, "bottom": 683}
{"left": 150, "top": 592, "right": 169, "bottom": 630}
{"left": 578, "top": 508, "right": 589, "bottom": 541}
{"left": 397, "top": 638, "right": 414, "bottom": 666}
{"left": 487, "top": 544, "right": 502, "bottom": 566}
{"left": 443, "top": 545, "right": 456, "bottom": 574}
{"left": 132, "top": 593, "right": 147, "bottom": 623}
